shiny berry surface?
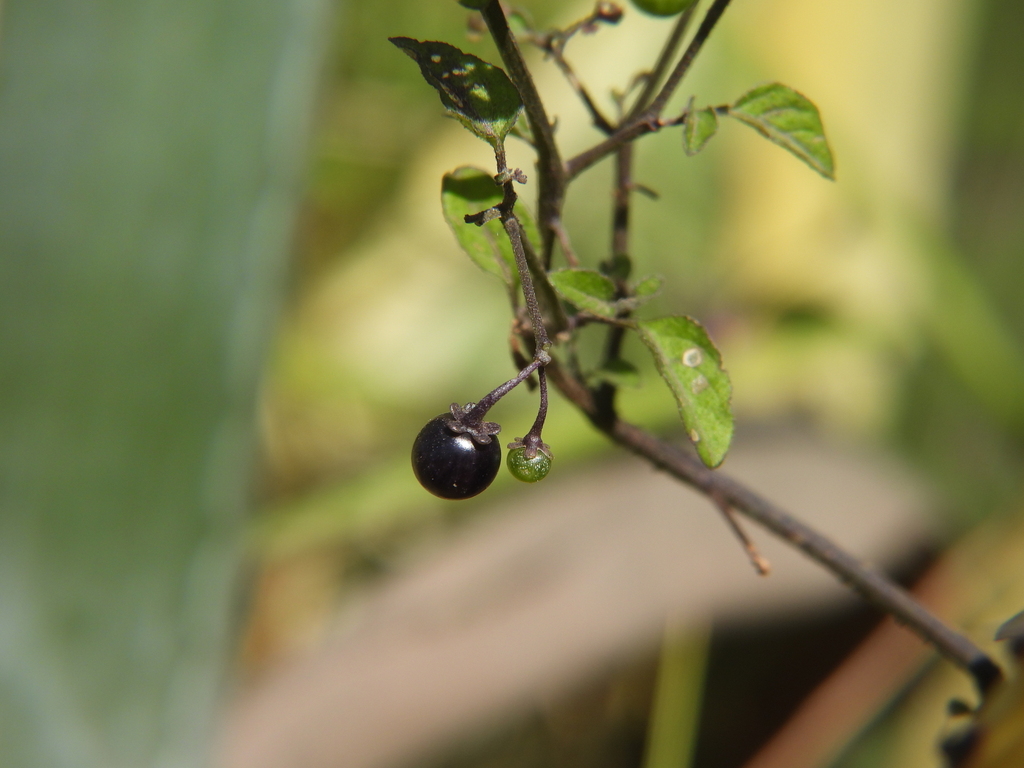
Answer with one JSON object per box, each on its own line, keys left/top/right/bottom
{"left": 412, "top": 415, "right": 501, "bottom": 499}
{"left": 506, "top": 447, "right": 552, "bottom": 483}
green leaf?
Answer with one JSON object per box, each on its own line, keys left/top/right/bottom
{"left": 633, "top": 274, "right": 663, "bottom": 298}
{"left": 549, "top": 269, "right": 618, "bottom": 317}
{"left": 442, "top": 167, "right": 538, "bottom": 286}
{"left": 589, "top": 359, "right": 642, "bottom": 389}
{"left": 682, "top": 102, "right": 718, "bottom": 156}
{"left": 727, "top": 83, "right": 835, "bottom": 179}
{"left": 611, "top": 275, "right": 663, "bottom": 314}
{"left": 636, "top": 317, "right": 733, "bottom": 467}
{"left": 389, "top": 37, "right": 523, "bottom": 147}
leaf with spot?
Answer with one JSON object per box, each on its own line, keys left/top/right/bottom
{"left": 635, "top": 316, "right": 733, "bottom": 467}
{"left": 727, "top": 83, "right": 835, "bottom": 179}
{"left": 682, "top": 100, "right": 718, "bottom": 156}
{"left": 441, "top": 166, "right": 538, "bottom": 287}
{"left": 549, "top": 269, "right": 618, "bottom": 317}
{"left": 389, "top": 37, "right": 523, "bottom": 148}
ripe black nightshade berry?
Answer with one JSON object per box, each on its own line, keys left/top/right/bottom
{"left": 412, "top": 414, "right": 501, "bottom": 499}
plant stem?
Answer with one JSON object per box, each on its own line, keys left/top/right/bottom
{"left": 544, "top": 360, "right": 1003, "bottom": 694}
{"left": 505, "top": 366, "right": 551, "bottom": 458}
{"left": 611, "top": 142, "right": 633, "bottom": 258}
{"left": 532, "top": 4, "right": 621, "bottom": 135}
{"left": 646, "top": 0, "right": 733, "bottom": 115}
{"left": 565, "top": 0, "right": 735, "bottom": 179}
{"left": 565, "top": 118, "right": 657, "bottom": 181}
{"left": 467, "top": 356, "right": 547, "bottom": 423}
{"left": 626, "top": 3, "right": 695, "bottom": 119}
{"left": 545, "top": 43, "right": 615, "bottom": 134}
{"left": 502, "top": 211, "right": 551, "bottom": 350}
{"left": 489, "top": 143, "right": 551, "bottom": 352}
{"left": 709, "top": 490, "right": 771, "bottom": 576}
{"left": 594, "top": 143, "right": 633, "bottom": 418}
{"left": 481, "top": 0, "right": 566, "bottom": 268}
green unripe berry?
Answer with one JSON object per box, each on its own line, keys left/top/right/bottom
{"left": 507, "top": 447, "right": 552, "bottom": 483}
{"left": 629, "top": 0, "right": 697, "bottom": 17}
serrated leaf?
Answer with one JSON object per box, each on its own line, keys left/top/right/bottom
{"left": 682, "top": 103, "right": 718, "bottom": 156}
{"left": 727, "top": 83, "right": 835, "bottom": 179}
{"left": 589, "top": 359, "right": 641, "bottom": 389}
{"left": 636, "top": 317, "right": 733, "bottom": 467}
{"left": 442, "top": 167, "right": 538, "bottom": 286}
{"left": 389, "top": 37, "right": 523, "bottom": 147}
{"left": 549, "top": 269, "right": 618, "bottom": 317}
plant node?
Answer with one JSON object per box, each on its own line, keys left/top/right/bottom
{"left": 446, "top": 402, "right": 501, "bottom": 445}
{"left": 507, "top": 432, "right": 552, "bottom": 461}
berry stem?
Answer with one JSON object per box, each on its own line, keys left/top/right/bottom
{"left": 525, "top": 366, "right": 549, "bottom": 443}
{"left": 465, "top": 352, "right": 550, "bottom": 424}
{"left": 507, "top": 367, "right": 552, "bottom": 461}
{"left": 491, "top": 142, "right": 551, "bottom": 351}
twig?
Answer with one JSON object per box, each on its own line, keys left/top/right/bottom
{"left": 625, "top": 3, "right": 695, "bottom": 119}
{"left": 710, "top": 490, "right": 771, "bottom": 576}
{"left": 565, "top": 0, "right": 735, "bottom": 179}
{"left": 490, "top": 143, "right": 551, "bottom": 352}
{"left": 543, "top": 44, "right": 615, "bottom": 134}
{"left": 593, "top": 142, "right": 634, "bottom": 418}
{"left": 611, "top": 142, "right": 633, "bottom": 258}
{"left": 531, "top": 3, "right": 621, "bottom": 135}
{"left": 467, "top": 355, "right": 547, "bottom": 422}
{"left": 550, "top": 217, "right": 580, "bottom": 267}
{"left": 564, "top": 117, "right": 658, "bottom": 181}
{"left": 527, "top": 2, "right": 628, "bottom": 135}
{"left": 480, "top": 1, "right": 566, "bottom": 267}
{"left": 646, "top": 0, "right": 733, "bottom": 115}
{"left": 544, "top": 360, "right": 1003, "bottom": 694}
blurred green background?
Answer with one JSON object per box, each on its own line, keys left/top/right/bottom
{"left": 2, "top": 0, "right": 1023, "bottom": 766}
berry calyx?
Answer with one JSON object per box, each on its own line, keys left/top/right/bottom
{"left": 412, "top": 412, "right": 501, "bottom": 499}
{"left": 507, "top": 446, "right": 552, "bottom": 483}
{"left": 505, "top": 434, "right": 553, "bottom": 483}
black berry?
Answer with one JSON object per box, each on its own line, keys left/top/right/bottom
{"left": 412, "top": 414, "right": 501, "bottom": 499}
